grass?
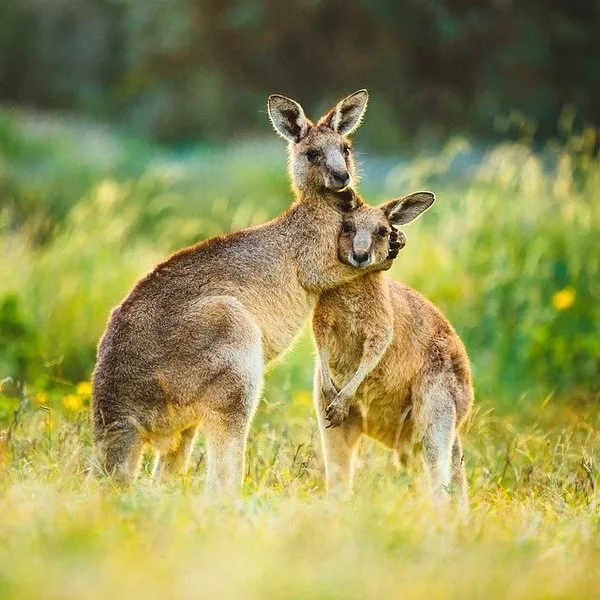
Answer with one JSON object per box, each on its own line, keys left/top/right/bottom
{"left": 0, "top": 108, "right": 598, "bottom": 598}
{"left": 0, "top": 394, "right": 598, "bottom": 599}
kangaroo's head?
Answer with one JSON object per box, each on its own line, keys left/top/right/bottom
{"left": 268, "top": 90, "right": 368, "bottom": 210}
{"left": 338, "top": 192, "right": 435, "bottom": 268}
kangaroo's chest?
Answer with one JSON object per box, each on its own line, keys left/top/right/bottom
{"left": 319, "top": 291, "right": 382, "bottom": 379}
{"left": 317, "top": 291, "right": 415, "bottom": 439}
{"left": 243, "top": 274, "right": 318, "bottom": 363}
{"left": 327, "top": 318, "right": 367, "bottom": 383}
{"left": 261, "top": 296, "right": 316, "bottom": 363}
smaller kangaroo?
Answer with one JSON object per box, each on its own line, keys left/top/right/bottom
{"left": 312, "top": 192, "right": 473, "bottom": 510}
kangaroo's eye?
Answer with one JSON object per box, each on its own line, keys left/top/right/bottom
{"left": 341, "top": 221, "right": 354, "bottom": 234}
{"left": 377, "top": 227, "right": 389, "bottom": 237}
{"left": 306, "top": 150, "right": 320, "bottom": 163}
{"left": 342, "top": 146, "right": 351, "bottom": 157}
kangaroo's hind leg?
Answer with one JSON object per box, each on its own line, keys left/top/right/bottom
{"left": 203, "top": 413, "right": 251, "bottom": 498}
{"left": 153, "top": 425, "right": 199, "bottom": 482}
{"left": 201, "top": 356, "right": 263, "bottom": 499}
{"left": 183, "top": 296, "right": 264, "bottom": 499}
{"left": 321, "top": 414, "right": 363, "bottom": 497}
{"left": 313, "top": 365, "right": 363, "bottom": 497}
{"left": 450, "top": 436, "right": 469, "bottom": 513}
{"left": 93, "top": 420, "right": 144, "bottom": 487}
{"left": 416, "top": 378, "right": 456, "bottom": 506}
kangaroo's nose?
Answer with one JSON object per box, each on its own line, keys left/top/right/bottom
{"left": 331, "top": 171, "right": 350, "bottom": 188}
{"left": 352, "top": 250, "right": 370, "bottom": 265}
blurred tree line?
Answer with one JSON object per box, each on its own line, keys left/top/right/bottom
{"left": 1, "top": 0, "right": 599, "bottom": 149}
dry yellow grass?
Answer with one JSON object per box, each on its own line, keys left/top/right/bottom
{"left": 0, "top": 390, "right": 597, "bottom": 600}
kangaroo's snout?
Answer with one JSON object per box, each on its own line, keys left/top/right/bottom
{"left": 351, "top": 250, "right": 370, "bottom": 266}
{"left": 328, "top": 170, "right": 351, "bottom": 190}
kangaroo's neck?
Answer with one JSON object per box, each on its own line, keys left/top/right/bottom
{"left": 328, "top": 271, "right": 389, "bottom": 306}
{"left": 277, "top": 189, "right": 367, "bottom": 293}
{"left": 293, "top": 186, "right": 362, "bottom": 213}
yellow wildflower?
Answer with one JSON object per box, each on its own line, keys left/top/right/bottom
{"left": 33, "top": 391, "right": 48, "bottom": 406}
{"left": 292, "top": 390, "right": 313, "bottom": 406}
{"left": 76, "top": 381, "right": 92, "bottom": 397}
{"left": 552, "top": 287, "right": 575, "bottom": 311}
{"left": 63, "top": 394, "right": 84, "bottom": 412}
{"left": 0, "top": 433, "right": 10, "bottom": 473}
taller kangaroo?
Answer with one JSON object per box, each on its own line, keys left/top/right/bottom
{"left": 92, "top": 90, "right": 394, "bottom": 496}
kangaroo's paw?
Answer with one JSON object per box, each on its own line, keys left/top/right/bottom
{"left": 325, "top": 395, "right": 350, "bottom": 428}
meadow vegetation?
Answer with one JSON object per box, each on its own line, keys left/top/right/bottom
{"left": 0, "top": 109, "right": 598, "bottom": 599}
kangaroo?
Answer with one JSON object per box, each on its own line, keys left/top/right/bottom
{"left": 92, "top": 89, "right": 398, "bottom": 496}
{"left": 312, "top": 193, "right": 473, "bottom": 510}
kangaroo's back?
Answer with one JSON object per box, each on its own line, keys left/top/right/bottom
{"left": 387, "top": 279, "right": 473, "bottom": 423}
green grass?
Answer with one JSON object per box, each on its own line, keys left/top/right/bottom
{"left": 0, "top": 395, "right": 598, "bottom": 599}
{"left": 0, "top": 109, "right": 598, "bottom": 598}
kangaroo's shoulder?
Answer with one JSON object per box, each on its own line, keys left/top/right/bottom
{"left": 388, "top": 279, "right": 470, "bottom": 363}
{"left": 389, "top": 279, "right": 444, "bottom": 319}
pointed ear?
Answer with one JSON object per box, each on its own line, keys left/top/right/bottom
{"left": 381, "top": 192, "right": 435, "bottom": 227}
{"left": 267, "top": 94, "right": 310, "bottom": 142}
{"left": 324, "top": 89, "right": 369, "bottom": 135}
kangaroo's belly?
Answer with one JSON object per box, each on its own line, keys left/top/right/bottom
{"left": 352, "top": 383, "right": 413, "bottom": 449}
{"left": 328, "top": 339, "right": 416, "bottom": 449}
{"left": 259, "top": 303, "right": 315, "bottom": 363}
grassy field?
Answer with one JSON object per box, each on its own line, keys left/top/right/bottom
{"left": 0, "top": 109, "right": 598, "bottom": 599}
{"left": 0, "top": 398, "right": 598, "bottom": 599}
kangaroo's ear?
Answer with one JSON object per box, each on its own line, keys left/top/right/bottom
{"left": 268, "top": 94, "right": 310, "bottom": 142}
{"left": 381, "top": 192, "right": 435, "bottom": 227}
{"left": 324, "top": 89, "right": 369, "bottom": 136}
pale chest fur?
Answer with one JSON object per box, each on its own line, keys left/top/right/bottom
{"left": 317, "top": 275, "right": 394, "bottom": 383}
{"left": 315, "top": 276, "right": 420, "bottom": 441}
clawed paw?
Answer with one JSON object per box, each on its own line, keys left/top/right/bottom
{"left": 321, "top": 383, "right": 338, "bottom": 407}
{"left": 325, "top": 399, "right": 350, "bottom": 428}
{"left": 387, "top": 229, "right": 407, "bottom": 259}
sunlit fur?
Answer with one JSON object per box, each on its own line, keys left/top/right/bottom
{"left": 91, "top": 90, "right": 391, "bottom": 495}
{"left": 312, "top": 196, "right": 473, "bottom": 511}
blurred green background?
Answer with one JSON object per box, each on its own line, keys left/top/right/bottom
{"left": 0, "top": 0, "right": 599, "bottom": 414}
{"left": 0, "top": 5, "right": 598, "bottom": 599}
{"left": 1, "top": 1, "right": 600, "bottom": 149}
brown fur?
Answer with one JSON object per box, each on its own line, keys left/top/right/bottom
{"left": 312, "top": 194, "right": 474, "bottom": 510}
{"left": 92, "top": 90, "right": 394, "bottom": 495}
